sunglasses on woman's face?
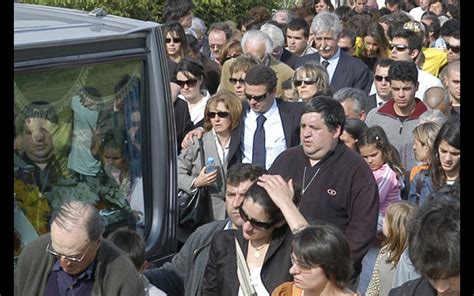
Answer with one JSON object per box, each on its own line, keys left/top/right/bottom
{"left": 175, "top": 79, "right": 197, "bottom": 88}
{"left": 294, "top": 80, "right": 317, "bottom": 87}
{"left": 165, "top": 37, "right": 182, "bottom": 44}
{"left": 239, "top": 205, "right": 276, "bottom": 230}
{"left": 207, "top": 111, "right": 230, "bottom": 119}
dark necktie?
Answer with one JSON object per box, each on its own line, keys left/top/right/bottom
{"left": 322, "top": 60, "right": 329, "bottom": 69}
{"left": 252, "top": 115, "right": 266, "bottom": 168}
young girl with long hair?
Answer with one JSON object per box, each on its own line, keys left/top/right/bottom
{"left": 366, "top": 201, "right": 417, "bottom": 296}
{"left": 358, "top": 126, "right": 404, "bottom": 230}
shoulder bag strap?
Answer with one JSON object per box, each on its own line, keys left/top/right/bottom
{"left": 235, "top": 237, "right": 257, "bottom": 296}
{"left": 198, "top": 138, "right": 205, "bottom": 168}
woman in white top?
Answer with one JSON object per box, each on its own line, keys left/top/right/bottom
{"left": 175, "top": 58, "right": 211, "bottom": 128}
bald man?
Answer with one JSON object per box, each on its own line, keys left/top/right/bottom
{"left": 15, "top": 200, "right": 144, "bottom": 295}
{"left": 423, "top": 86, "right": 452, "bottom": 116}
{"left": 444, "top": 60, "right": 460, "bottom": 114}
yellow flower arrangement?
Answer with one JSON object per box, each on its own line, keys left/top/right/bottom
{"left": 14, "top": 179, "right": 51, "bottom": 235}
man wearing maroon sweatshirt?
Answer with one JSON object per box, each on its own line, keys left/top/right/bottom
{"left": 270, "top": 95, "right": 379, "bottom": 289}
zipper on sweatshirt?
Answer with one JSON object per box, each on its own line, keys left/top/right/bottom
{"left": 399, "top": 124, "right": 403, "bottom": 134}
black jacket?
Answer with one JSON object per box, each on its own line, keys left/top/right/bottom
{"left": 389, "top": 277, "right": 437, "bottom": 296}
{"left": 201, "top": 227, "right": 293, "bottom": 295}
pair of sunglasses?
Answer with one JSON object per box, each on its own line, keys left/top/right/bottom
{"left": 229, "top": 78, "right": 245, "bottom": 85}
{"left": 374, "top": 75, "right": 390, "bottom": 82}
{"left": 175, "top": 79, "right": 198, "bottom": 88}
{"left": 244, "top": 92, "right": 268, "bottom": 102}
{"left": 389, "top": 44, "right": 409, "bottom": 51}
{"left": 446, "top": 43, "right": 460, "bottom": 54}
{"left": 294, "top": 80, "right": 317, "bottom": 87}
{"left": 239, "top": 205, "right": 276, "bottom": 230}
{"left": 165, "top": 37, "right": 182, "bottom": 44}
{"left": 207, "top": 111, "right": 230, "bottom": 118}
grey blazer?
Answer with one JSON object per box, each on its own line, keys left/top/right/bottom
{"left": 177, "top": 131, "right": 227, "bottom": 220}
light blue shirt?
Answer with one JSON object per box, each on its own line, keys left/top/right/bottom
{"left": 241, "top": 99, "right": 286, "bottom": 170}
{"left": 320, "top": 48, "right": 341, "bottom": 82}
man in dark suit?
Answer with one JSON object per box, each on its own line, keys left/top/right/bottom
{"left": 234, "top": 64, "right": 303, "bottom": 169}
{"left": 182, "top": 64, "right": 303, "bottom": 170}
{"left": 295, "top": 12, "right": 373, "bottom": 94}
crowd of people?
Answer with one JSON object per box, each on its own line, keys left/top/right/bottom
{"left": 15, "top": 0, "right": 461, "bottom": 295}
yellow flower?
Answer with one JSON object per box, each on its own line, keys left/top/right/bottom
{"left": 14, "top": 179, "right": 51, "bottom": 235}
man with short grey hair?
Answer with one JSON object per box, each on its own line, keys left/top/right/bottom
{"left": 295, "top": 12, "right": 372, "bottom": 94}
{"left": 15, "top": 200, "right": 144, "bottom": 295}
{"left": 218, "top": 29, "right": 294, "bottom": 98}
{"left": 334, "top": 87, "right": 369, "bottom": 120}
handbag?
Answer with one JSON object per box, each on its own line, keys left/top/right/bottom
{"left": 178, "top": 138, "right": 211, "bottom": 229}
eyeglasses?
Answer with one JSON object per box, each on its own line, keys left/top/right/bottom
{"left": 207, "top": 111, "right": 230, "bottom": 118}
{"left": 209, "top": 44, "right": 223, "bottom": 50}
{"left": 239, "top": 205, "right": 276, "bottom": 230}
{"left": 245, "top": 92, "right": 268, "bottom": 102}
{"left": 446, "top": 43, "right": 461, "bottom": 54}
{"left": 374, "top": 75, "right": 390, "bottom": 82}
{"left": 46, "top": 242, "right": 94, "bottom": 263}
{"left": 294, "top": 80, "right": 317, "bottom": 87}
{"left": 290, "top": 254, "right": 313, "bottom": 273}
{"left": 165, "top": 37, "right": 182, "bottom": 44}
{"left": 389, "top": 44, "right": 409, "bottom": 51}
{"left": 175, "top": 79, "right": 198, "bottom": 88}
{"left": 229, "top": 78, "right": 245, "bottom": 85}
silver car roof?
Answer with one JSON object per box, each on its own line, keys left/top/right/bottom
{"left": 14, "top": 3, "right": 159, "bottom": 49}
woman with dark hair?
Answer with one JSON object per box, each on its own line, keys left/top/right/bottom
{"left": 202, "top": 174, "right": 308, "bottom": 295}
{"left": 174, "top": 58, "right": 209, "bottom": 127}
{"left": 272, "top": 224, "right": 359, "bottom": 296}
{"left": 162, "top": 21, "right": 189, "bottom": 66}
{"left": 360, "top": 22, "right": 390, "bottom": 71}
{"left": 340, "top": 118, "right": 368, "bottom": 152}
{"left": 408, "top": 115, "right": 460, "bottom": 205}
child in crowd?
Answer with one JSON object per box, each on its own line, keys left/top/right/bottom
{"left": 358, "top": 126, "right": 404, "bottom": 230}
{"left": 365, "top": 201, "right": 417, "bottom": 296}
{"left": 107, "top": 228, "right": 167, "bottom": 296}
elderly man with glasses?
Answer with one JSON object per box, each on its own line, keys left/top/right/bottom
{"left": 15, "top": 200, "right": 144, "bottom": 296}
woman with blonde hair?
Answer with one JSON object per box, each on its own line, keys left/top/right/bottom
{"left": 292, "top": 63, "right": 331, "bottom": 102}
{"left": 366, "top": 201, "right": 417, "bottom": 296}
{"left": 177, "top": 90, "right": 243, "bottom": 223}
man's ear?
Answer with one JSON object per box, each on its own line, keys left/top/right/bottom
{"left": 410, "top": 49, "right": 420, "bottom": 61}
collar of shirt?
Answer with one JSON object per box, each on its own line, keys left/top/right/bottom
{"left": 224, "top": 219, "right": 234, "bottom": 230}
{"left": 211, "top": 128, "right": 230, "bottom": 163}
{"left": 53, "top": 258, "right": 96, "bottom": 280}
{"left": 320, "top": 48, "right": 341, "bottom": 81}
{"left": 247, "top": 98, "right": 278, "bottom": 119}
{"left": 375, "top": 93, "right": 387, "bottom": 106}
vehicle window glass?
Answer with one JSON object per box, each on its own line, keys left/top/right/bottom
{"left": 14, "top": 59, "right": 145, "bottom": 259}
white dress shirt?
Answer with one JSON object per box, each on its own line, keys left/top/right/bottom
{"left": 241, "top": 99, "right": 286, "bottom": 170}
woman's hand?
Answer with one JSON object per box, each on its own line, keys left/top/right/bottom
{"left": 193, "top": 166, "right": 218, "bottom": 188}
{"left": 257, "top": 174, "right": 308, "bottom": 232}
{"left": 257, "top": 174, "right": 294, "bottom": 209}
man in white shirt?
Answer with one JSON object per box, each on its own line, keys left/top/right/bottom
{"left": 389, "top": 27, "right": 443, "bottom": 99}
